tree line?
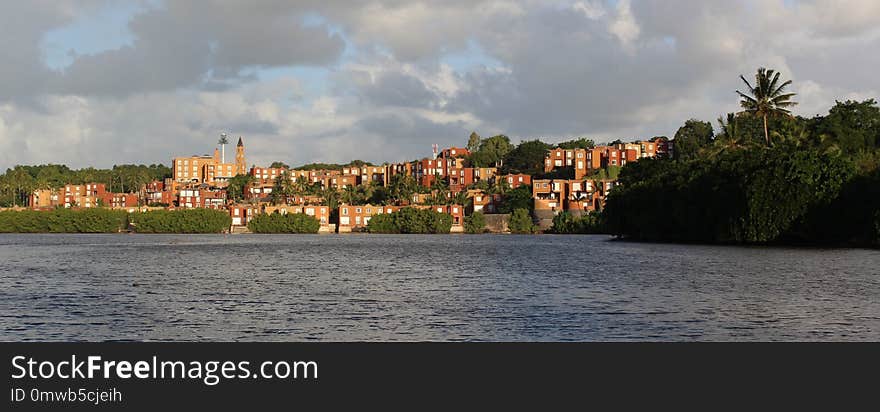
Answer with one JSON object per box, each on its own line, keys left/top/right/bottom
{"left": 0, "top": 164, "right": 171, "bottom": 207}
{"left": 602, "top": 67, "right": 880, "bottom": 246}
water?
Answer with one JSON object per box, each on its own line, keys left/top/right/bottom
{"left": 0, "top": 234, "right": 878, "bottom": 341}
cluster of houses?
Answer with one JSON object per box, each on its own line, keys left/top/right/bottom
{"left": 27, "top": 135, "right": 672, "bottom": 232}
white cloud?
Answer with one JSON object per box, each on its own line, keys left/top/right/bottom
{"left": 573, "top": 1, "right": 605, "bottom": 20}
{"left": 608, "top": 0, "right": 640, "bottom": 49}
{"left": 0, "top": 0, "right": 878, "bottom": 170}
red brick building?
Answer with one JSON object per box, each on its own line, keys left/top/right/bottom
{"left": 338, "top": 204, "right": 401, "bottom": 232}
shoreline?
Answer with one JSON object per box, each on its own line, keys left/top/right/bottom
{"left": 1, "top": 231, "right": 876, "bottom": 249}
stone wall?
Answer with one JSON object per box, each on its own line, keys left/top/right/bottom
{"left": 484, "top": 214, "right": 510, "bottom": 233}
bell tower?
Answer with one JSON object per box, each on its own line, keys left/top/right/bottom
{"left": 235, "top": 137, "right": 246, "bottom": 175}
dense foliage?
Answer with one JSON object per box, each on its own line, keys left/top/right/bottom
{"left": 673, "top": 119, "right": 714, "bottom": 160}
{"left": 556, "top": 138, "right": 595, "bottom": 149}
{"left": 293, "top": 160, "right": 376, "bottom": 171}
{"left": 367, "top": 208, "right": 453, "bottom": 234}
{"left": 501, "top": 140, "right": 551, "bottom": 175}
{"left": 247, "top": 212, "right": 320, "bottom": 233}
{"left": 129, "top": 209, "right": 231, "bottom": 233}
{"left": 0, "top": 163, "right": 171, "bottom": 207}
{"left": 226, "top": 174, "right": 255, "bottom": 202}
{"left": 603, "top": 146, "right": 864, "bottom": 244}
{"left": 464, "top": 211, "right": 486, "bottom": 234}
{"left": 0, "top": 209, "right": 128, "bottom": 233}
{"left": 469, "top": 135, "right": 514, "bottom": 167}
{"left": 549, "top": 211, "right": 605, "bottom": 234}
{"left": 497, "top": 185, "right": 533, "bottom": 214}
{"left": 508, "top": 208, "right": 537, "bottom": 234}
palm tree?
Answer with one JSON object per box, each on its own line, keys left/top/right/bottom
{"left": 341, "top": 185, "right": 359, "bottom": 205}
{"left": 712, "top": 113, "right": 751, "bottom": 154}
{"left": 218, "top": 133, "right": 229, "bottom": 163}
{"left": 320, "top": 187, "right": 339, "bottom": 210}
{"left": 452, "top": 191, "right": 469, "bottom": 207}
{"left": 736, "top": 67, "right": 797, "bottom": 147}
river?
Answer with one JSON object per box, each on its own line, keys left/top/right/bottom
{"left": 1, "top": 234, "right": 877, "bottom": 341}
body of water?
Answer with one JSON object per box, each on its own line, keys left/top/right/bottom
{"left": 1, "top": 234, "right": 877, "bottom": 341}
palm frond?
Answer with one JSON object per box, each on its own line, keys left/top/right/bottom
{"left": 771, "top": 79, "right": 793, "bottom": 97}
{"left": 739, "top": 74, "right": 756, "bottom": 94}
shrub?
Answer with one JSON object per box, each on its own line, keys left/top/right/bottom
{"left": 497, "top": 185, "right": 533, "bottom": 213}
{"left": 365, "top": 213, "right": 398, "bottom": 233}
{"left": 549, "top": 211, "right": 605, "bottom": 234}
{"left": 367, "top": 208, "right": 452, "bottom": 234}
{"left": 464, "top": 211, "right": 486, "bottom": 234}
{"left": 129, "top": 209, "right": 230, "bottom": 233}
{"left": 508, "top": 208, "right": 536, "bottom": 234}
{"left": 247, "top": 212, "right": 320, "bottom": 233}
{"left": 0, "top": 209, "right": 128, "bottom": 233}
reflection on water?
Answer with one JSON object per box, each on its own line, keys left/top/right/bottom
{"left": 0, "top": 234, "right": 878, "bottom": 341}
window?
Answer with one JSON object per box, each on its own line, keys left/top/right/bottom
{"left": 342, "top": 208, "right": 348, "bottom": 215}
{"left": 577, "top": 161, "right": 584, "bottom": 169}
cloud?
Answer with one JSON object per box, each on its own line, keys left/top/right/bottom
{"left": 608, "top": 0, "right": 640, "bottom": 49}
{"left": 1, "top": 0, "right": 879, "bottom": 170}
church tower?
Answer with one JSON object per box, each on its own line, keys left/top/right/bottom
{"left": 235, "top": 137, "right": 246, "bottom": 175}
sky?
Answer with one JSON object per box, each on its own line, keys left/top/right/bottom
{"left": 1, "top": 0, "right": 878, "bottom": 170}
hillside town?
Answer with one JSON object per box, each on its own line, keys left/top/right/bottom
{"left": 21, "top": 133, "right": 672, "bottom": 233}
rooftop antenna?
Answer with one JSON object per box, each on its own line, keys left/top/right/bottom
{"left": 432, "top": 144, "right": 439, "bottom": 159}
{"left": 218, "top": 133, "right": 229, "bottom": 164}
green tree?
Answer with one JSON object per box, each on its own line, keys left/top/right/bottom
{"left": 498, "top": 185, "right": 533, "bottom": 213}
{"left": 603, "top": 147, "right": 855, "bottom": 244}
{"left": 502, "top": 140, "right": 550, "bottom": 175}
{"left": 467, "top": 131, "right": 482, "bottom": 153}
{"left": 556, "top": 138, "right": 595, "bottom": 149}
{"left": 129, "top": 209, "right": 231, "bottom": 233}
{"left": 470, "top": 135, "right": 514, "bottom": 167}
{"left": 367, "top": 207, "right": 452, "bottom": 234}
{"left": 813, "top": 99, "right": 880, "bottom": 153}
{"left": 269, "top": 161, "right": 290, "bottom": 169}
{"left": 464, "top": 211, "right": 486, "bottom": 234}
{"left": 673, "top": 119, "right": 714, "bottom": 160}
{"left": 388, "top": 174, "right": 418, "bottom": 204}
{"left": 508, "top": 208, "right": 536, "bottom": 234}
{"left": 737, "top": 67, "right": 798, "bottom": 147}
{"left": 5, "top": 167, "right": 35, "bottom": 207}
{"left": 713, "top": 113, "right": 758, "bottom": 154}
{"left": 226, "top": 174, "right": 255, "bottom": 203}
